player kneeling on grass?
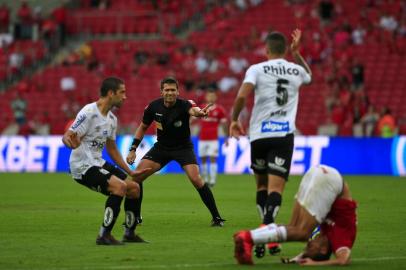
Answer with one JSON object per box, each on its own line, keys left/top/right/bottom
{"left": 62, "top": 77, "right": 151, "bottom": 245}
{"left": 234, "top": 164, "right": 357, "bottom": 265}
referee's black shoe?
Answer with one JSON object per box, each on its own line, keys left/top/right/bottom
{"left": 211, "top": 217, "right": 226, "bottom": 227}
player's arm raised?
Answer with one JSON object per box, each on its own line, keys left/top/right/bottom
{"left": 126, "top": 122, "right": 149, "bottom": 165}
{"left": 230, "top": 82, "right": 254, "bottom": 139}
{"left": 290, "top": 29, "right": 312, "bottom": 78}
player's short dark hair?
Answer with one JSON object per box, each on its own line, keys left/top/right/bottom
{"left": 160, "top": 76, "right": 179, "bottom": 90}
{"left": 100, "top": 77, "right": 124, "bottom": 97}
{"left": 266, "top": 31, "right": 287, "bottom": 55}
{"left": 303, "top": 243, "right": 332, "bottom": 261}
{"left": 308, "top": 250, "right": 332, "bottom": 261}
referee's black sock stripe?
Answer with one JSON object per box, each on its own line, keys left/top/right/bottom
{"left": 102, "top": 194, "right": 123, "bottom": 233}
{"left": 197, "top": 183, "right": 221, "bottom": 219}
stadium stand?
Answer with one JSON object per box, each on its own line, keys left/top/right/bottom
{"left": 1, "top": 0, "right": 405, "bottom": 137}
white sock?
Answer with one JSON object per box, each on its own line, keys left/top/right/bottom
{"left": 99, "top": 226, "right": 108, "bottom": 237}
{"left": 256, "top": 205, "right": 264, "bottom": 220}
{"left": 250, "top": 224, "right": 287, "bottom": 244}
{"left": 201, "top": 163, "right": 208, "bottom": 183}
{"left": 209, "top": 163, "right": 217, "bottom": 184}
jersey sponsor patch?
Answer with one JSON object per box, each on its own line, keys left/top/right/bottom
{"left": 268, "top": 162, "right": 288, "bottom": 173}
{"left": 71, "top": 115, "right": 86, "bottom": 130}
{"left": 268, "top": 156, "right": 287, "bottom": 173}
{"left": 91, "top": 140, "right": 106, "bottom": 150}
{"left": 261, "top": 120, "right": 289, "bottom": 133}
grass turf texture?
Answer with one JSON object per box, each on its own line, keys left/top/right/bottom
{"left": 1, "top": 173, "right": 406, "bottom": 270}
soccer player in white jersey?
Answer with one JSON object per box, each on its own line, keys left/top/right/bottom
{"left": 229, "top": 29, "right": 312, "bottom": 257}
{"left": 62, "top": 77, "right": 150, "bottom": 245}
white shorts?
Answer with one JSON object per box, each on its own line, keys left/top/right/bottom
{"left": 295, "top": 165, "right": 343, "bottom": 223}
{"left": 198, "top": 140, "right": 219, "bottom": 157}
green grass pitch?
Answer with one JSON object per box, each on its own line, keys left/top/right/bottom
{"left": 1, "top": 173, "right": 406, "bottom": 270}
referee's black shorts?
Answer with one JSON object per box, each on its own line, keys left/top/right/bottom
{"left": 142, "top": 143, "right": 198, "bottom": 167}
{"left": 250, "top": 134, "right": 294, "bottom": 180}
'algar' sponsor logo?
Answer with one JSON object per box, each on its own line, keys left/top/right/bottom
{"left": 261, "top": 121, "right": 289, "bottom": 133}
{"left": 71, "top": 115, "right": 86, "bottom": 130}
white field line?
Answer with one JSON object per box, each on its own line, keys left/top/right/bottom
{"left": 47, "top": 255, "right": 406, "bottom": 270}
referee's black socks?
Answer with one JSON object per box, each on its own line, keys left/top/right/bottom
{"left": 197, "top": 183, "right": 221, "bottom": 219}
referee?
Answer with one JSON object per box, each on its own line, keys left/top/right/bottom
{"left": 126, "top": 77, "right": 225, "bottom": 226}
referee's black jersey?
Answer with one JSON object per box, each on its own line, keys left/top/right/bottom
{"left": 142, "top": 98, "right": 195, "bottom": 149}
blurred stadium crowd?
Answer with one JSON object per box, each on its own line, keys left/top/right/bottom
{"left": 0, "top": 0, "right": 405, "bottom": 137}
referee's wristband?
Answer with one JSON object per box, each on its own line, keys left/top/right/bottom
{"left": 129, "top": 138, "right": 141, "bottom": 152}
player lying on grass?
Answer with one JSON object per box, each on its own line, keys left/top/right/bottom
{"left": 234, "top": 164, "right": 357, "bottom": 265}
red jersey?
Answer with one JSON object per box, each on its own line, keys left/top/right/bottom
{"left": 321, "top": 198, "right": 357, "bottom": 253}
{"left": 199, "top": 104, "right": 227, "bottom": 140}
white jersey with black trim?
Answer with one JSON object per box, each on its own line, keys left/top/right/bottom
{"left": 68, "top": 102, "right": 117, "bottom": 179}
{"left": 243, "top": 58, "right": 311, "bottom": 142}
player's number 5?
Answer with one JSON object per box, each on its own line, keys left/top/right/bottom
{"left": 276, "top": 79, "right": 289, "bottom": 106}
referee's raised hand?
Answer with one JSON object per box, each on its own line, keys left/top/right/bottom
{"left": 193, "top": 103, "right": 213, "bottom": 117}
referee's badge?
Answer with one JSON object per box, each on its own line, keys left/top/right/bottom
{"left": 174, "top": 120, "right": 182, "bottom": 127}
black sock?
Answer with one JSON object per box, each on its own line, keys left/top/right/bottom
{"left": 101, "top": 194, "right": 123, "bottom": 236}
{"left": 124, "top": 198, "right": 138, "bottom": 235}
{"left": 263, "top": 192, "right": 282, "bottom": 225}
{"left": 256, "top": 190, "right": 268, "bottom": 220}
{"left": 197, "top": 183, "right": 221, "bottom": 219}
{"left": 134, "top": 183, "right": 143, "bottom": 223}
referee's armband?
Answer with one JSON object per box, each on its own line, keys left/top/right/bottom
{"left": 129, "top": 138, "right": 141, "bottom": 152}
